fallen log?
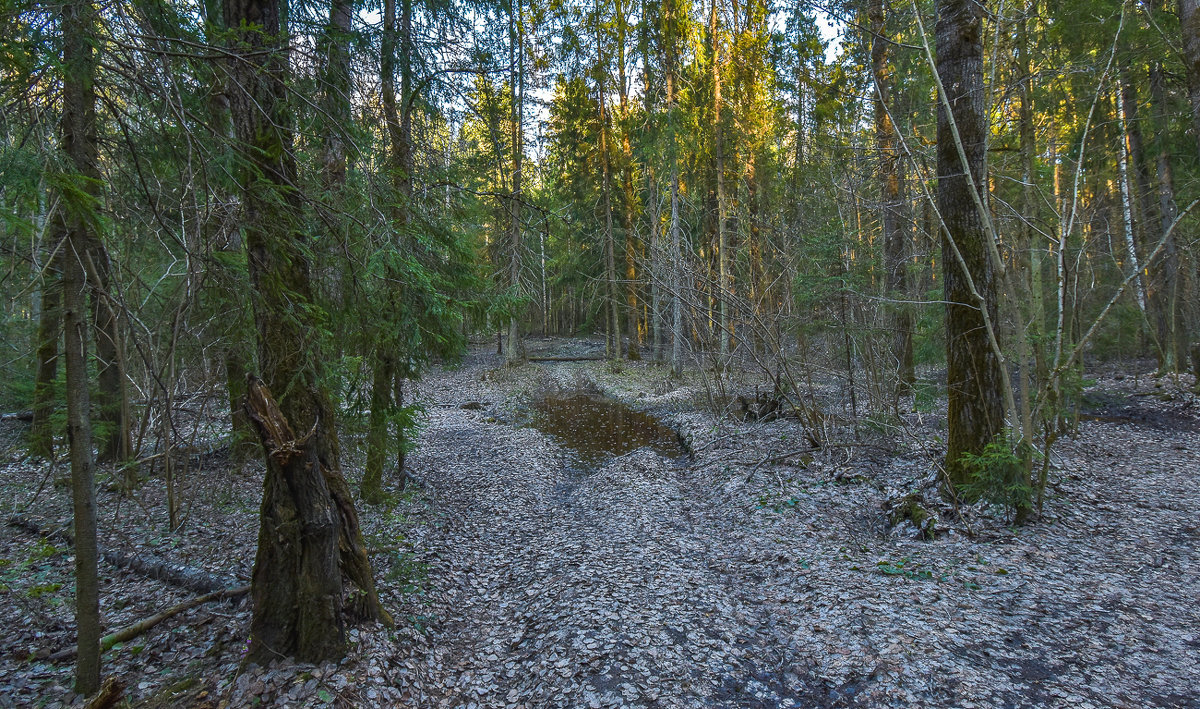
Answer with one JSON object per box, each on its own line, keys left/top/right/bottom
{"left": 7, "top": 516, "right": 241, "bottom": 594}
{"left": 528, "top": 356, "right": 605, "bottom": 362}
{"left": 50, "top": 585, "right": 250, "bottom": 661}
{"left": 1, "top": 410, "right": 34, "bottom": 422}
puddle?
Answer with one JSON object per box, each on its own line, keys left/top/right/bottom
{"left": 529, "top": 393, "right": 686, "bottom": 468}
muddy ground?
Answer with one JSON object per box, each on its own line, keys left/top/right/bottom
{"left": 1, "top": 339, "right": 1198, "bottom": 708}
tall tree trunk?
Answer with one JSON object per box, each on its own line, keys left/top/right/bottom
{"left": 617, "top": 0, "right": 640, "bottom": 360}
{"left": 596, "top": 0, "right": 620, "bottom": 360}
{"left": 711, "top": 0, "right": 730, "bottom": 361}
{"left": 1149, "top": 62, "right": 1183, "bottom": 365}
{"left": 1115, "top": 86, "right": 1148, "bottom": 314}
{"left": 870, "top": 0, "right": 913, "bottom": 393}
{"left": 89, "top": 246, "right": 129, "bottom": 464}
{"left": 370, "top": 0, "right": 406, "bottom": 498}
{"left": 30, "top": 265, "right": 61, "bottom": 459}
{"left": 936, "top": 0, "right": 1004, "bottom": 488}
{"left": 666, "top": 7, "right": 683, "bottom": 377}
{"left": 1180, "top": 0, "right": 1200, "bottom": 157}
{"left": 224, "top": 0, "right": 390, "bottom": 664}
{"left": 506, "top": 0, "right": 525, "bottom": 363}
{"left": 60, "top": 0, "right": 101, "bottom": 694}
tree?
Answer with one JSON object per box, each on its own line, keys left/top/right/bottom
{"left": 57, "top": 0, "right": 102, "bottom": 694}
{"left": 936, "top": 0, "right": 1005, "bottom": 488}
{"left": 870, "top": 0, "right": 913, "bottom": 394}
{"left": 223, "top": 0, "right": 390, "bottom": 663}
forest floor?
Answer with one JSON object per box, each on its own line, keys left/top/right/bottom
{"left": 1, "top": 338, "right": 1199, "bottom": 708}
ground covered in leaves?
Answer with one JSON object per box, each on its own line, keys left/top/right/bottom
{"left": 1, "top": 339, "right": 1198, "bottom": 707}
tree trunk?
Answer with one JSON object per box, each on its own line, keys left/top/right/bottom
{"left": 595, "top": 0, "right": 620, "bottom": 360}
{"left": 224, "top": 0, "right": 390, "bottom": 664}
{"left": 1149, "top": 62, "right": 1183, "bottom": 366}
{"left": 870, "top": 0, "right": 913, "bottom": 393}
{"left": 30, "top": 265, "right": 61, "bottom": 459}
{"left": 1180, "top": 0, "right": 1200, "bottom": 157}
{"left": 711, "top": 0, "right": 730, "bottom": 362}
{"left": 936, "top": 0, "right": 1005, "bottom": 488}
{"left": 60, "top": 0, "right": 102, "bottom": 694}
{"left": 666, "top": 0, "right": 683, "bottom": 376}
{"left": 506, "top": 0, "right": 525, "bottom": 364}
{"left": 363, "top": 355, "right": 392, "bottom": 505}
{"left": 617, "top": 0, "right": 640, "bottom": 360}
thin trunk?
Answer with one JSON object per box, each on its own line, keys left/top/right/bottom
{"left": 506, "top": 0, "right": 524, "bottom": 363}
{"left": 870, "top": 0, "right": 912, "bottom": 392}
{"left": 1115, "top": 86, "right": 1147, "bottom": 313}
{"left": 89, "top": 246, "right": 130, "bottom": 464}
{"left": 936, "top": 0, "right": 1005, "bottom": 489}
{"left": 60, "top": 0, "right": 101, "bottom": 694}
{"left": 712, "top": 0, "right": 729, "bottom": 361}
{"left": 30, "top": 267, "right": 61, "bottom": 459}
{"left": 596, "top": 0, "right": 620, "bottom": 360}
{"left": 1149, "top": 62, "right": 1183, "bottom": 365}
{"left": 618, "top": 0, "right": 640, "bottom": 359}
{"left": 363, "top": 355, "right": 392, "bottom": 504}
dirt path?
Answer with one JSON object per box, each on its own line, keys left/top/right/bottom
{"left": 391, "top": 348, "right": 1200, "bottom": 708}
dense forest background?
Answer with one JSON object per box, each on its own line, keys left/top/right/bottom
{"left": 2, "top": 0, "right": 1199, "bottom": 699}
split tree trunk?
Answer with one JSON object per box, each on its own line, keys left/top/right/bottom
{"left": 224, "top": 0, "right": 390, "bottom": 664}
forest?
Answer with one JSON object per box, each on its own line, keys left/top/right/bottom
{"left": 1, "top": 0, "right": 1198, "bottom": 705}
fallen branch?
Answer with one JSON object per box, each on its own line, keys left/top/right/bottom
{"left": 528, "top": 356, "right": 605, "bottom": 362}
{"left": 50, "top": 585, "right": 250, "bottom": 661}
{"left": 7, "top": 515, "right": 241, "bottom": 594}
{"left": 1, "top": 410, "right": 34, "bottom": 422}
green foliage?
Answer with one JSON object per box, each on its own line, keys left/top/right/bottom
{"left": 957, "top": 434, "right": 1035, "bottom": 518}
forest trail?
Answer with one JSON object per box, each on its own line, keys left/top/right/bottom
{"left": 387, "top": 347, "right": 1200, "bottom": 708}
{"left": 411, "top": 402, "right": 810, "bottom": 707}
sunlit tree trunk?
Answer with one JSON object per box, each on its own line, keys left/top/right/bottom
{"left": 596, "top": 0, "right": 620, "bottom": 360}
{"left": 224, "top": 0, "right": 390, "bottom": 664}
{"left": 617, "top": 0, "right": 640, "bottom": 359}
{"left": 506, "top": 0, "right": 525, "bottom": 363}
{"left": 936, "top": 0, "right": 1004, "bottom": 488}
{"left": 711, "top": 0, "right": 729, "bottom": 361}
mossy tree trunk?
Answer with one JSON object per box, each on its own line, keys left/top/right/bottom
{"left": 936, "top": 0, "right": 1005, "bottom": 489}
{"left": 224, "top": 0, "right": 391, "bottom": 664}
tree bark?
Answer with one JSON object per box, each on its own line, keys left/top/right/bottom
{"left": 711, "top": 0, "right": 730, "bottom": 362}
{"left": 506, "top": 0, "right": 525, "bottom": 364}
{"left": 616, "top": 0, "right": 640, "bottom": 360}
{"left": 224, "top": 0, "right": 390, "bottom": 664}
{"left": 30, "top": 264, "right": 62, "bottom": 459}
{"left": 870, "top": 0, "right": 913, "bottom": 393}
{"left": 60, "top": 0, "right": 102, "bottom": 694}
{"left": 936, "top": 0, "right": 1004, "bottom": 488}
{"left": 665, "top": 0, "right": 683, "bottom": 376}
{"left": 1180, "top": 0, "right": 1200, "bottom": 157}
{"left": 1149, "top": 62, "right": 1183, "bottom": 365}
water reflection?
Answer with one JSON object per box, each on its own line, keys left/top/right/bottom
{"left": 530, "top": 393, "right": 686, "bottom": 468}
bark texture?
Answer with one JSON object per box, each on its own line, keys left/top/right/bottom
{"left": 936, "top": 0, "right": 1004, "bottom": 488}
{"left": 60, "top": 0, "right": 102, "bottom": 694}
{"left": 30, "top": 266, "right": 61, "bottom": 459}
{"left": 223, "top": 0, "right": 390, "bottom": 664}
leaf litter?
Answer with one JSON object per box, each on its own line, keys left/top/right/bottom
{"left": 0, "top": 339, "right": 1197, "bottom": 707}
